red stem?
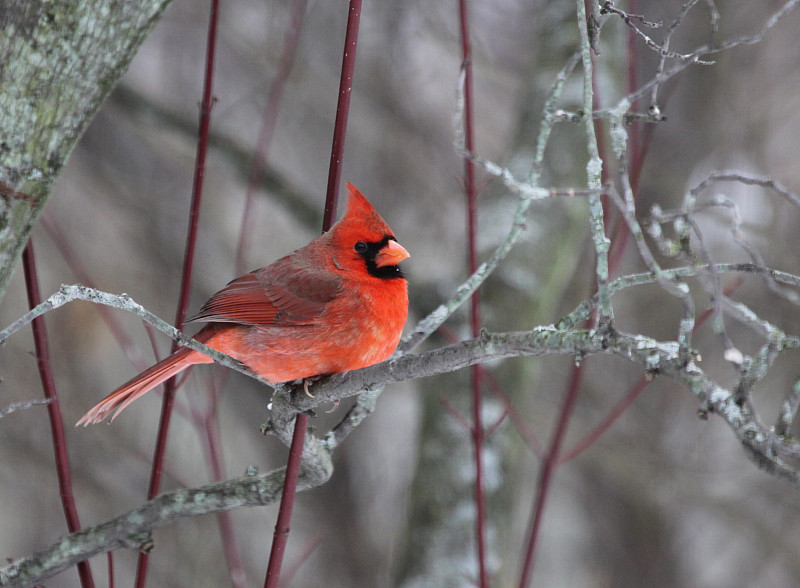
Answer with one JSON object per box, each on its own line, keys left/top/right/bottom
{"left": 606, "top": 0, "right": 647, "bottom": 274}
{"left": 518, "top": 364, "right": 585, "bottom": 588}
{"left": 263, "top": 411, "right": 309, "bottom": 588}
{"left": 192, "top": 377, "right": 248, "bottom": 586}
{"left": 559, "top": 375, "right": 649, "bottom": 463}
{"left": 22, "top": 240, "right": 95, "bottom": 588}
{"left": 481, "top": 366, "right": 544, "bottom": 459}
{"left": 276, "top": 533, "right": 326, "bottom": 588}
{"left": 458, "top": 1, "right": 489, "bottom": 586}
{"left": 439, "top": 325, "right": 545, "bottom": 457}
{"left": 322, "top": 0, "right": 362, "bottom": 229}
{"left": 518, "top": 2, "right": 653, "bottom": 582}
{"left": 135, "top": 0, "right": 220, "bottom": 585}
{"left": 263, "top": 2, "right": 362, "bottom": 586}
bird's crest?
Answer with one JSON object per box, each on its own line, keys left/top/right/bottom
{"left": 339, "top": 182, "right": 394, "bottom": 238}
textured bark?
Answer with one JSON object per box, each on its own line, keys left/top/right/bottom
{"left": 0, "top": 0, "right": 172, "bottom": 300}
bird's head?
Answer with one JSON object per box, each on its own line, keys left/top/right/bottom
{"left": 330, "top": 183, "right": 410, "bottom": 280}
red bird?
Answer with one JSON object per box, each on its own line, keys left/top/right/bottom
{"left": 78, "top": 184, "right": 409, "bottom": 425}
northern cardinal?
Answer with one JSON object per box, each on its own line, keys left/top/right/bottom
{"left": 78, "top": 184, "right": 409, "bottom": 425}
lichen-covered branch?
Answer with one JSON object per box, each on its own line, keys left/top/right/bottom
{"left": 0, "top": 398, "right": 53, "bottom": 420}
{"left": 4, "top": 263, "right": 800, "bottom": 587}
{"left": 0, "top": 462, "right": 332, "bottom": 588}
{"left": 577, "top": 0, "right": 612, "bottom": 328}
{"left": 0, "top": 0, "right": 173, "bottom": 301}
{"left": 0, "top": 284, "right": 265, "bottom": 387}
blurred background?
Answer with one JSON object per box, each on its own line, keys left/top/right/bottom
{"left": 2, "top": 0, "right": 800, "bottom": 586}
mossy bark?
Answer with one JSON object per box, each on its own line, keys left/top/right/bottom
{"left": 0, "top": 0, "right": 172, "bottom": 301}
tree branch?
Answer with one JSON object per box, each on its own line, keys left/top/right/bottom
{"left": 0, "top": 398, "right": 53, "bottom": 420}
{"left": 0, "top": 284, "right": 267, "bottom": 389}
{"left": 0, "top": 461, "right": 332, "bottom": 588}
{"left": 2, "top": 260, "right": 800, "bottom": 586}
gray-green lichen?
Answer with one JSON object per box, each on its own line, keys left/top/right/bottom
{"left": 0, "top": 0, "right": 173, "bottom": 301}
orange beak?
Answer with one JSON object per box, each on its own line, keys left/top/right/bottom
{"left": 375, "top": 239, "right": 410, "bottom": 268}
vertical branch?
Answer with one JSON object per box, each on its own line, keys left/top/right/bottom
{"left": 263, "top": 2, "right": 362, "bottom": 587}
{"left": 457, "top": 1, "right": 489, "bottom": 586}
{"left": 218, "top": 2, "right": 309, "bottom": 582}
{"left": 579, "top": 0, "right": 612, "bottom": 328}
{"left": 192, "top": 378, "right": 248, "bottom": 587}
{"left": 23, "top": 240, "right": 95, "bottom": 588}
{"left": 608, "top": 0, "right": 657, "bottom": 275}
{"left": 135, "top": 0, "right": 221, "bottom": 586}
{"left": 518, "top": 2, "right": 612, "bottom": 585}
{"left": 323, "top": 0, "right": 362, "bottom": 228}
{"left": 518, "top": 366, "right": 585, "bottom": 588}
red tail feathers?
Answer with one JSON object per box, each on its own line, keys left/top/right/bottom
{"left": 77, "top": 347, "right": 211, "bottom": 426}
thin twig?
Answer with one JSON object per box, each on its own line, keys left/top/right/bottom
{"left": 22, "top": 242, "right": 95, "bottom": 588}
{"left": 0, "top": 398, "right": 53, "bottom": 420}
{"left": 135, "top": 1, "right": 220, "bottom": 583}
{"left": 628, "top": 0, "right": 800, "bottom": 106}
{"left": 0, "top": 284, "right": 264, "bottom": 385}
{"left": 457, "top": 0, "right": 490, "bottom": 584}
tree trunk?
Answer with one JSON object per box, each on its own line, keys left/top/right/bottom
{"left": 0, "top": 0, "right": 172, "bottom": 300}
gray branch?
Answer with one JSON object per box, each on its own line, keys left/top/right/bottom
{"left": 3, "top": 264, "right": 800, "bottom": 586}
{"left": 0, "top": 462, "right": 332, "bottom": 588}
{"left": 0, "top": 398, "right": 53, "bottom": 420}
{"left": 0, "top": 284, "right": 269, "bottom": 388}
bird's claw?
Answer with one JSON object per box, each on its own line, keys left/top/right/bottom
{"left": 303, "top": 379, "right": 314, "bottom": 398}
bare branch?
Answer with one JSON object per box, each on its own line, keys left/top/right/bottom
{"left": 0, "top": 284, "right": 269, "bottom": 387}
{"left": 0, "top": 462, "right": 332, "bottom": 588}
{"left": 600, "top": 1, "right": 715, "bottom": 63}
{"left": 0, "top": 398, "right": 53, "bottom": 420}
{"left": 2, "top": 262, "right": 800, "bottom": 587}
{"left": 775, "top": 378, "right": 800, "bottom": 438}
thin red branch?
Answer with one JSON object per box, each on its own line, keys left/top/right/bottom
{"left": 322, "top": 0, "right": 361, "bottom": 229}
{"left": 607, "top": 0, "right": 654, "bottom": 276}
{"left": 135, "top": 0, "right": 220, "bottom": 585}
{"left": 438, "top": 325, "right": 544, "bottom": 457}
{"left": 23, "top": 240, "right": 95, "bottom": 588}
{"left": 480, "top": 367, "right": 544, "bottom": 459}
{"left": 440, "top": 395, "right": 473, "bottom": 432}
{"left": 483, "top": 401, "right": 510, "bottom": 440}
{"left": 560, "top": 375, "right": 650, "bottom": 463}
{"left": 518, "top": 364, "right": 585, "bottom": 588}
{"left": 276, "top": 532, "right": 326, "bottom": 588}
{"left": 263, "top": 2, "right": 362, "bottom": 586}
{"left": 191, "top": 372, "right": 248, "bottom": 587}
{"left": 263, "top": 414, "right": 310, "bottom": 588}
{"left": 458, "top": 1, "right": 489, "bottom": 585}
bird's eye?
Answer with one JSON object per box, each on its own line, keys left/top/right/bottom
{"left": 354, "top": 241, "right": 368, "bottom": 253}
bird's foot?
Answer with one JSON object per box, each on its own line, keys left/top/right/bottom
{"left": 303, "top": 378, "right": 314, "bottom": 398}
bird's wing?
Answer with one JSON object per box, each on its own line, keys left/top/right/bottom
{"left": 187, "top": 260, "right": 342, "bottom": 326}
